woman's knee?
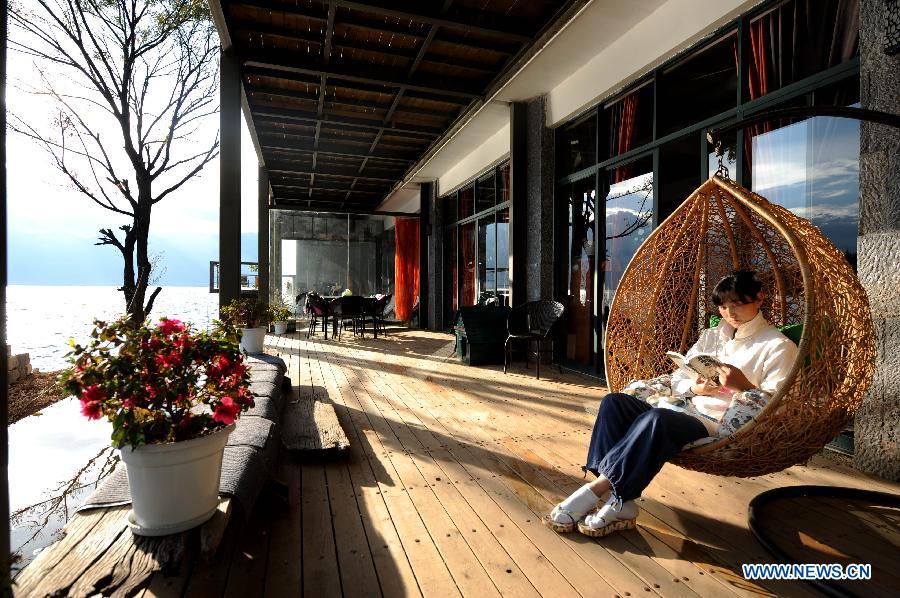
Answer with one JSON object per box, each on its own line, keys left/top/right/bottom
{"left": 599, "top": 392, "right": 633, "bottom": 414}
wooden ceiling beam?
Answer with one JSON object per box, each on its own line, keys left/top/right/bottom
{"left": 251, "top": 107, "right": 442, "bottom": 137}
{"left": 243, "top": 50, "right": 481, "bottom": 99}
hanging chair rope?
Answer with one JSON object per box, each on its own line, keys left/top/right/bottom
{"left": 604, "top": 175, "right": 876, "bottom": 477}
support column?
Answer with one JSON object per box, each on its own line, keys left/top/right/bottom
{"left": 219, "top": 48, "right": 241, "bottom": 308}
{"left": 1, "top": 4, "right": 10, "bottom": 583}
{"left": 429, "top": 183, "right": 445, "bottom": 330}
{"left": 257, "top": 166, "right": 270, "bottom": 303}
{"left": 419, "top": 182, "right": 432, "bottom": 329}
{"left": 855, "top": 0, "right": 900, "bottom": 481}
{"left": 509, "top": 102, "right": 528, "bottom": 306}
{"left": 524, "top": 97, "right": 556, "bottom": 302}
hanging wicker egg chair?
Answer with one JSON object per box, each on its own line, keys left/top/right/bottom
{"left": 604, "top": 175, "right": 876, "bottom": 477}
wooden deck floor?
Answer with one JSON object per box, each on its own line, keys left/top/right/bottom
{"left": 142, "top": 328, "right": 899, "bottom": 598}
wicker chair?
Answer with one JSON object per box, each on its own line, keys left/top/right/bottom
{"left": 604, "top": 175, "right": 876, "bottom": 477}
{"left": 503, "top": 300, "right": 565, "bottom": 379}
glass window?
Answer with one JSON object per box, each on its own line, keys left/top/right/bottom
{"left": 460, "top": 184, "right": 475, "bottom": 220}
{"left": 496, "top": 207, "right": 509, "bottom": 306}
{"left": 477, "top": 214, "right": 497, "bottom": 301}
{"left": 442, "top": 193, "right": 457, "bottom": 224}
{"left": 603, "top": 156, "right": 654, "bottom": 328}
{"left": 476, "top": 172, "right": 496, "bottom": 214}
{"left": 746, "top": 0, "right": 859, "bottom": 101}
{"left": 658, "top": 31, "right": 737, "bottom": 136}
{"left": 604, "top": 82, "right": 654, "bottom": 157}
{"left": 446, "top": 228, "right": 458, "bottom": 317}
{"left": 562, "top": 177, "right": 597, "bottom": 367}
{"left": 558, "top": 113, "right": 597, "bottom": 175}
{"left": 498, "top": 163, "right": 510, "bottom": 204}
{"left": 460, "top": 221, "right": 476, "bottom": 307}
{"left": 657, "top": 133, "right": 701, "bottom": 224}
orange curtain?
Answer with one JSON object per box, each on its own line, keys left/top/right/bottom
{"left": 394, "top": 218, "right": 420, "bottom": 322}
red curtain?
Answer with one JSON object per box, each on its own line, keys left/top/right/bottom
{"left": 743, "top": 17, "right": 773, "bottom": 171}
{"left": 612, "top": 93, "right": 639, "bottom": 183}
{"left": 460, "top": 222, "right": 476, "bottom": 306}
{"left": 394, "top": 218, "right": 419, "bottom": 322}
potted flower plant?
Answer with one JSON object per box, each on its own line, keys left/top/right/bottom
{"left": 220, "top": 298, "right": 270, "bottom": 353}
{"left": 60, "top": 317, "right": 253, "bottom": 536}
{"left": 270, "top": 302, "right": 294, "bottom": 335}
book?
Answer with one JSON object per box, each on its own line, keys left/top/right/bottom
{"left": 665, "top": 351, "right": 724, "bottom": 380}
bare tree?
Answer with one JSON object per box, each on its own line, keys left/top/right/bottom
{"left": 9, "top": 0, "right": 219, "bottom": 322}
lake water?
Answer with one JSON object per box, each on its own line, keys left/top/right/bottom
{"left": 6, "top": 285, "right": 219, "bottom": 574}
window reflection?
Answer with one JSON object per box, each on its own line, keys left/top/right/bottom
{"left": 496, "top": 208, "right": 510, "bottom": 305}
{"left": 564, "top": 177, "right": 596, "bottom": 366}
{"left": 747, "top": 114, "right": 860, "bottom": 268}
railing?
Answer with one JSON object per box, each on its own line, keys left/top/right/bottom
{"left": 209, "top": 261, "right": 260, "bottom": 294}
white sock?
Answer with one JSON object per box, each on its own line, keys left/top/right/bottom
{"left": 583, "top": 497, "right": 638, "bottom": 528}
{"left": 551, "top": 484, "right": 600, "bottom": 523}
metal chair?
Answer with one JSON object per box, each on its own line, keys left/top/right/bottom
{"left": 332, "top": 296, "right": 366, "bottom": 340}
{"left": 367, "top": 293, "right": 392, "bottom": 337}
{"left": 306, "top": 293, "right": 333, "bottom": 339}
{"left": 503, "top": 300, "right": 565, "bottom": 379}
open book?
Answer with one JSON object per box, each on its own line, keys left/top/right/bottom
{"left": 666, "top": 351, "right": 724, "bottom": 380}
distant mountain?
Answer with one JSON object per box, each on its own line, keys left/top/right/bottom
{"left": 9, "top": 230, "right": 259, "bottom": 286}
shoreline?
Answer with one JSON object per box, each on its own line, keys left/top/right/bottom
{"left": 8, "top": 370, "right": 68, "bottom": 425}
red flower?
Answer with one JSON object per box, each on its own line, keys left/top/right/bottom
{"left": 157, "top": 318, "right": 187, "bottom": 335}
{"left": 81, "top": 384, "right": 106, "bottom": 403}
{"left": 81, "top": 400, "right": 103, "bottom": 420}
{"left": 213, "top": 397, "right": 241, "bottom": 426}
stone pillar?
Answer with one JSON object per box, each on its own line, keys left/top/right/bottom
{"left": 219, "top": 48, "right": 241, "bottom": 308}
{"left": 509, "top": 103, "right": 528, "bottom": 306}
{"left": 271, "top": 210, "right": 282, "bottom": 303}
{"left": 429, "top": 183, "right": 445, "bottom": 330}
{"left": 419, "top": 182, "right": 432, "bottom": 329}
{"left": 524, "top": 97, "right": 556, "bottom": 302}
{"left": 855, "top": 0, "right": 900, "bottom": 481}
{"left": 258, "top": 166, "right": 270, "bottom": 303}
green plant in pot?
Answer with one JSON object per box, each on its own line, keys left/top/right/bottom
{"left": 270, "top": 302, "right": 294, "bottom": 335}
{"left": 60, "top": 317, "right": 253, "bottom": 536}
{"left": 220, "top": 298, "right": 270, "bottom": 353}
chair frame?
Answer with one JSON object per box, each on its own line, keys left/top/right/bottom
{"left": 503, "top": 300, "right": 565, "bottom": 379}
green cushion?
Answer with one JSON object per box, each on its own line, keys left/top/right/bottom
{"left": 708, "top": 315, "right": 801, "bottom": 346}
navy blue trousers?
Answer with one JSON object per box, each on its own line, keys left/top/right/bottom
{"left": 584, "top": 393, "right": 708, "bottom": 502}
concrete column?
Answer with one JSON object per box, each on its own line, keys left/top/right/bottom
{"left": 219, "top": 48, "right": 241, "bottom": 308}
{"left": 1, "top": 4, "right": 10, "bottom": 578}
{"left": 271, "top": 211, "right": 282, "bottom": 303}
{"left": 258, "top": 166, "right": 270, "bottom": 303}
{"left": 429, "top": 183, "right": 445, "bottom": 330}
{"left": 509, "top": 102, "right": 528, "bottom": 306}
{"left": 524, "top": 97, "right": 556, "bottom": 302}
{"left": 419, "top": 182, "right": 432, "bottom": 329}
{"left": 855, "top": 0, "right": 900, "bottom": 481}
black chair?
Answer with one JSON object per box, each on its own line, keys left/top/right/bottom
{"left": 332, "top": 296, "right": 366, "bottom": 340}
{"left": 306, "top": 293, "right": 333, "bottom": 339}
{"left": 477, "top": 291, "right": 499, "bottom": 306}
{"left": 503, "top": 300, "right": 565, "bottom": 379}
{"left": 407, "top": 295, "right": 420, "bottom": 329}
{"left": 365, "top": 293, "right": 391, "bottom": 337}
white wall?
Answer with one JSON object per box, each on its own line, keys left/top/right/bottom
{"left": 438, "top": 123, "right": 510, "bottom": 196}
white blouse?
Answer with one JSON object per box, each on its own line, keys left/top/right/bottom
{"left": 670, "top": 311, "right": 799, "bottom": 435}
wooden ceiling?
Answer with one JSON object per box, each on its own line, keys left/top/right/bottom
{"left": 220, "top": 0, "right": 576, "bottom": 212}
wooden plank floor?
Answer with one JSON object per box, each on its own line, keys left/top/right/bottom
{"left": 142, "top": 328, "right": 900, "bottom": 598}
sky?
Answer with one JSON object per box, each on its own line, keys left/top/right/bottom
{"left": 6, "top": 25, "right": 260, "bottom": 287}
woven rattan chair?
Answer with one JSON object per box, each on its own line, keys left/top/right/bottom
{"left": 604, "top": 175, "right": 876, "bottom": 477}
{"left": 503, "top": 300, "right": 565, "bottom": 379}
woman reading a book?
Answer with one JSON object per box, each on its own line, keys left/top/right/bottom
{"left": 544, "top": 271, "right": 798, "bottom": 537}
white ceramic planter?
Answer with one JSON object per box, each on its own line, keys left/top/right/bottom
{"left": 240, "top": 326, "right": 266, "bottom": 353}
{"left": 273, "top": 320, "right": 289, "bottom": 334}
{"left": 119, "top": 424, "right": 234, "bottom": 536}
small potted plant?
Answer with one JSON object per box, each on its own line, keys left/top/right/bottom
{"left": 220, "top": 298, "right": 270, "bottom": 353}
{"left": 270, "top": 302, "right": 294, "bottom": 335}
{"left": 60, "top": 317, "right": 253, "bottom": 536}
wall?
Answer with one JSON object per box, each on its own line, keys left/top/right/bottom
{"left": 438, "top": 123, "right": 510, "bottom": 196}
{"left": 855, "top": 0, "right": 900, "bottom": 481}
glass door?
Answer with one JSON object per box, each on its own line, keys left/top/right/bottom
{"left": 561, "top": 176, "right": 597, "bottom": 369}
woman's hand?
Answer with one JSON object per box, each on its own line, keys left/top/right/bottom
{"left": 715, "top": 364, "right": 754, "bottom": 392}
{"left": 690, "top": 376, "right": 720, "bottom": 396}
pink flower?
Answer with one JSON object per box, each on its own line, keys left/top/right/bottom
{"left": 213, "top": 397, "right": 241, "bottom": 426}
{"left": 81, "top": 400, "right": 103, "bottom": 420}
{"left": 157, "top": 318, "right": 186, "bottom": 335}
{"left": 81, "top": 384, "right": 106, "bottom": 403}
